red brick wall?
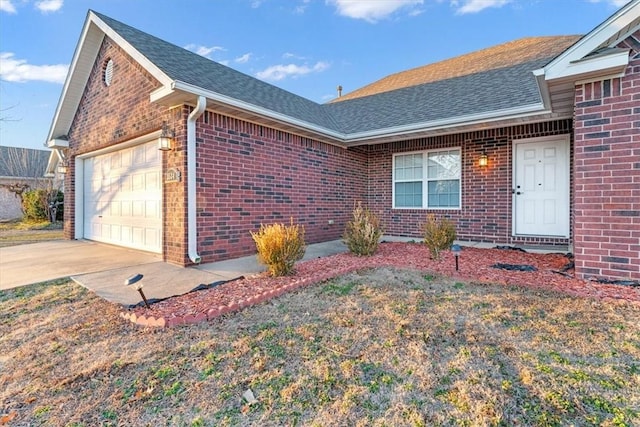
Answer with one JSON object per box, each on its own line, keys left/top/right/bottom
{"left": 163, "top": 107, "right": 189, "bottom": 265}
{"left": 573, "top": 31, "right": 640, "bottom": 281}
{"left": 193, "top": 111, "right": 368, "bottom": 263}
{"left": 63, "top": 37, "right": 187, "bottom": 264}
{"left": 365, "top": 121, "right": 573, "bottom": 247}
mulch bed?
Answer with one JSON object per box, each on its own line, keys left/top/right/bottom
{"left": 121, "top": 243, "right": 640, "bottom": 328}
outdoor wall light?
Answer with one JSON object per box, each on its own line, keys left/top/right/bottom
{"left": 125, "top": 273, "right": 151, "bottom": 309}
{"left": 158, "top": 121, "right": 175, "bottom": 151}
{"left": 478, "top": 151, "right": 488, "bottom": 167}
{"left": 451, "top": 244, "right": 461, "bottom": 271}
{"left": 57, "top": 163, "right": 68, "bottom": 174}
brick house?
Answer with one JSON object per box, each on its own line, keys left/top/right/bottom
{"left": 46, "top": 2, "right": 639, "bottom": 281}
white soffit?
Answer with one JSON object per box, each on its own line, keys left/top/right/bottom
{"left": 543, "top": 0, "right": 640, "bottom": 82}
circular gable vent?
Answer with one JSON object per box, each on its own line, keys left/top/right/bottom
{"left": 103, "top": 59, "right": 114, "bottom": 86}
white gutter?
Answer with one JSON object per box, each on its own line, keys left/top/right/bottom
{"left": 187, "top": 96, "right": 206, "bottom": 264}
{"left": 156, "top": 80, "right": 554, "bottom": 146}
{"left": 345, "top": 102, "right": 549, "bottom": 143}
{"left": 163, "top": 80, "right": 347, "bottom": 142}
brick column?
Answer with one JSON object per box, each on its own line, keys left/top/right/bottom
{"left": 573, "top": 44, "right": 640, "bottom": 280}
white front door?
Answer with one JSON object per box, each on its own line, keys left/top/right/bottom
{"left": 83, "top": 141, "right": 162, "bottom": 253}
{"left": 513, "top": 136, "right": 569, "bottom": 237}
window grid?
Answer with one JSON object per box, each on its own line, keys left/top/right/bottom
{"left": 393, "top": 149, "right": 461, "bottom": 209}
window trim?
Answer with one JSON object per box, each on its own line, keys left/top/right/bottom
{"left": 392, "top": 148, "right": 462, "bottom": 210}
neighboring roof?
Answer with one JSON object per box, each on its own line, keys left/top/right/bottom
{"left": 0, "top": 146, "right": 51, "bottom": 178}
{"left": 332, "top": 36, "right": 581, "bottom": 103}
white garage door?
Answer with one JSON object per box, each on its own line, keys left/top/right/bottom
{"left": 83, "top": 141, "right": 162, "bottom": 253}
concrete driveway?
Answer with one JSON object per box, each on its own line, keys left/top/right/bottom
{"left": 0, "top": 240, "right": 162, "bottom": 290}
{"left": 0, "top": 239, "right": 348, "bottom": 307}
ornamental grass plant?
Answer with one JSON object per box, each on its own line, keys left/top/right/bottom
{"left": 251, "top": 219, "right": 306, "bottom": 276}
{"left": 343, "top": 202, "right": 383, "bottom": 256}
{"left": 422, "top": 214, "right": 457, "bottom": 260}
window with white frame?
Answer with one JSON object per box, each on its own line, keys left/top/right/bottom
{"left": 393, "top": 148, "right": 461, "bottom": 209}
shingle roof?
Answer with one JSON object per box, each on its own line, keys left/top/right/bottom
{"left": 94, "top": 12, "right": 341, "bottom": 132}
{"left": 324, "top": 57, "right": 551, "bottom": 134}
{"left": 0, "top": 146, "right": 51, "bottom": 178}
{"left": 93, "top": 12, "right": 580, "bottom": 137}
{"left": 332, "top": 36, "right": 581, "bottom": 103}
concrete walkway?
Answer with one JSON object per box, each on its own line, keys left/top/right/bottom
{"left": 0, "top": 239, "right": 347, "bottom": 306}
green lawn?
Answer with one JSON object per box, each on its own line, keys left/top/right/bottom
{"left": 0, "top": 220, "right": 63, "bottom": 247}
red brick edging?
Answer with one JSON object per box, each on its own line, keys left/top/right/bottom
{"left": 119, "top": 265, "right": 640, "bottom": 328}
{"left": 119, "top": 267, "right": 356, "bottom": 328}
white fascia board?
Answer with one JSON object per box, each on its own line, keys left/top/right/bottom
{"left": 45, "top": 151, "right": 59, "bottom": 176}
{"left": 89, "top": 12, "right": 173, "bottom": 87}
{"left": 150, "top": 85, "right": 175, "bottom": 102}
{"left": 544, "top": 0, "right": 639, "bottom": 80}
{"left": 170, "top": 80, "right": 348, "bottom": 142}
{"left": 165, "top": 81, "right": 550, "bottom": 145}
{"left": 344, "top": 103, "right": 549, "bottom": 143}
{"left": 46, "top": 16, "right": 103, "bottom": 143}
{"left": 533, "top": 70, "right": 552, "bottom": 110}
{"left": 47, "top": 138, "right": 69, "bottom": 149}
{"left": 545, "top": 50, "right": 630, "bottom": 81}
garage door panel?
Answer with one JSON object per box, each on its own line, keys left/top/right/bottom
{"left": 83, "top": 141, "right": 162, "bottom": 253}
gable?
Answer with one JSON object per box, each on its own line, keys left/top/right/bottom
{"left": 67, "top": 36, "right": 167, "bottom": 155}
{"left": 46, "top": 11, "right": 173, "bottom": 148}
{"left": 542, "top": 0, "right": 640, "bottom": 82}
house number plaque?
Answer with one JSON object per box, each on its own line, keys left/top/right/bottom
{"left": 165, "top": 168, "right": 181, "bottom": 183}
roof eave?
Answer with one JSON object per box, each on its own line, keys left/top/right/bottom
{"left": 151, "top": 80, "right": 350, "bottom": 147}
{"left": 46, "top": 14, "right": 103, "bottom": 143}
{"left": 544, "top": 49, "right": 629, "bottom": 82}
{"left": 343, "top": 103, "right": 550, "bottom": 146}
{"left": 45, "top": 151, "right": 59, "bottom": 177}
{"left": 153, "top": 82, "right": 562, "bottom": 147}
{"left": 543, "top": 0, "right": 639, "bottom": 82}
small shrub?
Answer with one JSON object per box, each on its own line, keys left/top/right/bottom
{"left": 343, "top": 202, "right": 383, "bottom": 256}
{"left": 22, "top": 189, "right": 48, "bottom": 221}
{"left": 21, "top": 189, "right": 63, "bottom": 221}
{"left": 251, "top": 219, "right": 305, "bottom": 277}
{"left": 422, "top": 214, "right": 456, "bottom": 260}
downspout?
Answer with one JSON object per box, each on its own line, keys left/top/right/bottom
{"left": 187, "top": 96, "right": 206, "bottom": 264}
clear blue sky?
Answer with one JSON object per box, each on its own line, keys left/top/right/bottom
{"left": 0, "top": 0, "right": 630, "bottom": 150}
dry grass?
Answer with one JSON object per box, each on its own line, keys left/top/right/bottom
{"left": 1, "top": 268, "right": 639, "bottom": 426}
{"left": 0, "top": 220, "right": 63, "bottom": 247}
